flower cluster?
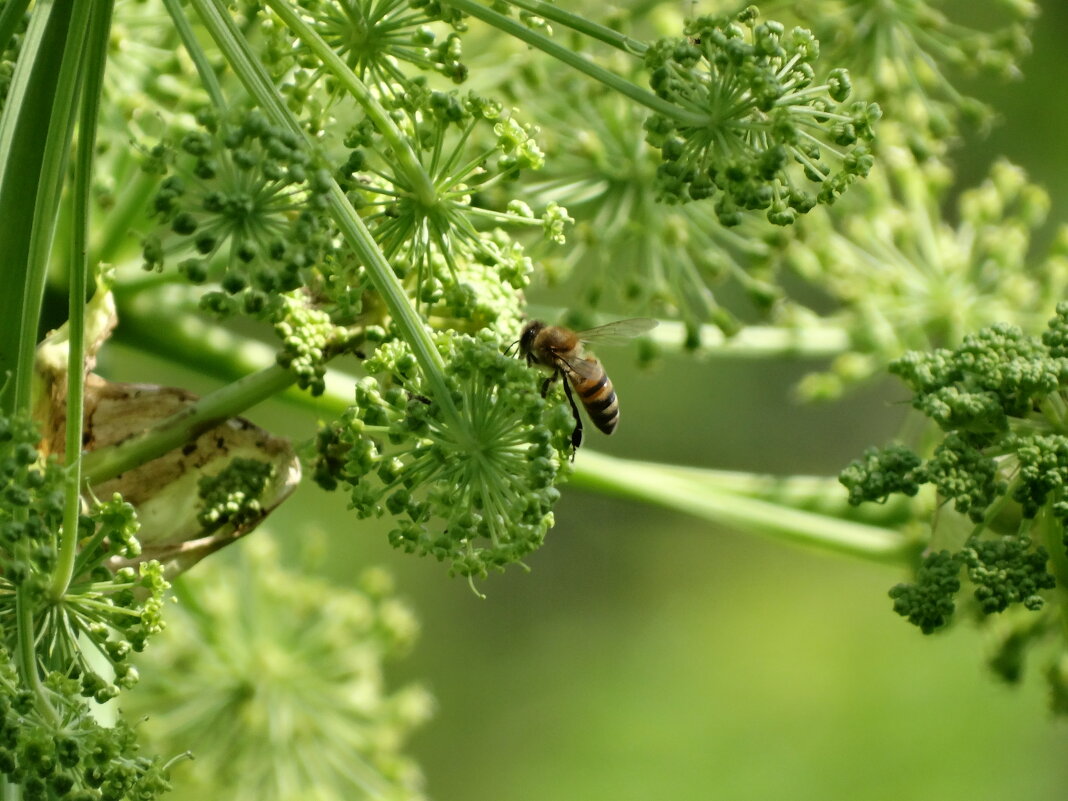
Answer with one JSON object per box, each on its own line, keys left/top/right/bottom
{"left": 127, "top": 536, "right": 431, "bottom": 801}
{"left": 0, "top": 411, "right": 171, "bottom": 798}
{"left": 335, "top": 83, "right": 567, "bottom": 337}
{"left": 313, "top": 332, "right": 574, "bottom": 582}
{"left": 140, "top": 108, "right": 360, "bottom": 392}
{"left": 273, "top": 291, "right": 351, "bottom": 395}
{"left": 292, "top": 0, "right": 468, "bottom": 84}
{"left": 142, "top": 108, "right": 333, "bottom": 310}
{"left": 196, "top": 457, "right": 275, "bottom": 530}
{"left": 642, "top": 7, "right": 878, "bottom": 224}
{"left": 0, "top": 654, "right": 172, "bottom": 800}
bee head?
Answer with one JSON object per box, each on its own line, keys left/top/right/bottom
{"left": 516, "top": 320, "right": 544, "bottom": 361}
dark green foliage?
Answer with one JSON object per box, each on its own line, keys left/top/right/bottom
{"left": 847, "top": 309, "right": 1068, "bottom": 697}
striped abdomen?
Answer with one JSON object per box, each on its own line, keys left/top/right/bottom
{"left": 568, "top": 357, "right": 619, "bottom": 435}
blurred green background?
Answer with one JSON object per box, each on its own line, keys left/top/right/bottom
{"left": 104, "top": 2, "right": 1068, "bottom": 799}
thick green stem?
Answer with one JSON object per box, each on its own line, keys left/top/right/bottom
{"left": 1037, "top": 506, "right": 1068, "bottom": 642}
{"left": 80, "top": 364, "right": 298, "bottom": 486}
{"left": 55, "top": 0, "right": 114, "bottom": 599}
{"left": 647, "top": 464, "right": 916, "bottom": 528}
{"left": 445, "top": 0, "right": 707, "bottom": 127}
{"left": 570, "top": 450, "right": 910, "bottom": 564}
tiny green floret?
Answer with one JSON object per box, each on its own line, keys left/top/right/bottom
{"left": 888, "top": 550, "right": 962, "bottom": 634}
{"left": 839, "top": 443, "right": 922, "bottom": 505}
{"left": 197, "top": 457, "right": 275, "bottom": 529}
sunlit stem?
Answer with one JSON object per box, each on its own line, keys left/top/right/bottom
{"left": 55, "top": 0, "right": 113, "bottom": 599}
{"left": 81, "top": 364, "right": 298, "bottom": 486}
{"left": 571, "top": 450, "right": 910, "bottom": 564}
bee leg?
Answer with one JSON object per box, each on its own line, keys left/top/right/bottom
{"left": 560, "top": 378, "right": 583, "bottom": 454}
{"left": 539, "top": 373, "right": 557, "bottom": 397}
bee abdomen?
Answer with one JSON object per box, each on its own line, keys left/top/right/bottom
{"left": 573, "top": 369, "right": 619, "bottom": 435}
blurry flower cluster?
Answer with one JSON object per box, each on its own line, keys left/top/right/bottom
{"left": 128, "top": 536, "right": 431, "bottom": 801}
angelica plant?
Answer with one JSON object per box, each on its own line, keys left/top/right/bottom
{"left": 0, "top": 0, "right": 1063, "bottom": 797}
{"left": 842, "top": 307, "right": 1068, "bottom": 693}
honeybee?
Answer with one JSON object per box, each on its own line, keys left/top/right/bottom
{"left": 517, "top": 318, "right": 658, "bottom": 449}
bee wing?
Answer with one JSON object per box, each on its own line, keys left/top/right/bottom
{"left": 576, "top": 318, "right": 658, "bottom": 345}
{"left": 562, "top": 354, "right": 603, "bottom": 381}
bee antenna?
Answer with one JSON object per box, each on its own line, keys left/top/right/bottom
{"left": 503, "top": 339, "right": 521, "bottom": 357}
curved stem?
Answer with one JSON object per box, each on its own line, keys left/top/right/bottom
{"left": 502, "top": 0, "right": 648, "bottom": 56}
{"left": 645, "top": 464, "right": 916, "bottom": 528}
{"left": 445, "top": 0, "right": 707, "bottom": 127}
